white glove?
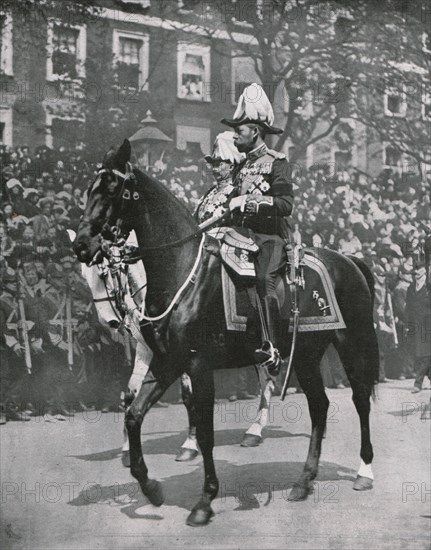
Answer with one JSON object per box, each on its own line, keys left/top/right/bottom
{"left": 229, "top": 196, "right": 246, "bottom": 212}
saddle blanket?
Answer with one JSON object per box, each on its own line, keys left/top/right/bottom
{"left": 207, "top": 228, "right": 346, "bottom": 333}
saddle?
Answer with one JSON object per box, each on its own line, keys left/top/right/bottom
{"left": 206, "top": 227, "right": 346, "bottom": 333}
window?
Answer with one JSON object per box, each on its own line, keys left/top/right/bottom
{"left": 0, "top": 11, "right": 13, "bottom": 76}
{"left": 334, "top": 150, "right": 352, "bottom": 170}
{"left": 177, "top": 43, "right": 210, "bottom": 101}
{"left": 45, "top": 113, "right": 85, "bottom": 148}
{"left": 384, "top": 145, "right": 402, "bottom": 167}
{"left": 384, "top": 86, "right": 407, "bottom": 117}
{"left": 113, "top": 30, "right": 149, "bottom": 91}
{"left": 0, "top": 107, "right": 12, "bottom": 146}
{"left": 47, "top": 20, "right": 86, "bottom": 80}
{"left": 176, "top": 125, "right": 211, "bottom": 156}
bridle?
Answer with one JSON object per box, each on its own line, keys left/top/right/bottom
{"left": 84, "top": 162, "right": 229, "bottom": 256}
{"left": 82, "top": 162, "right": 226, "bottom": 323}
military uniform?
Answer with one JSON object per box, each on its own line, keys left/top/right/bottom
{"left": 230, "top": 144, "right": 293, "bottom": 298}
{"left": 0, "top": 288, "right": 31, "bottom": 420}
{"left": 220, "top": 83, "right": 294, "bottom": 371}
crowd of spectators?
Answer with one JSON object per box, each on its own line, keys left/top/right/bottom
{"left": 0, "top": 142, "right": 429, "bottom": 421}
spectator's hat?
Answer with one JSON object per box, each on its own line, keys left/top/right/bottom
{"left": 6, "top": 178, "right": 24, "bottom": 192}
{"left": 23, "top": 188, "right": 39, "bottom": 200}
{"left": 38, "top": 197, "right": 54, "bottom": 209}
{"left": 0, "top": 267, "right": 16, "bottom": 290}
{"left": 56, "top": 191, "right": 72, "bottom": 203}
{"left": 46, "top": 263, "right": 64, "bottom": 282}
{"left": 204, "top": 131, "right": 245, "bottom": 164}
{"left": 412, "top": 246, "right": 426, "bottom": 269}
{"left": 221, "top": 83, "right": 283, "bottom": 134}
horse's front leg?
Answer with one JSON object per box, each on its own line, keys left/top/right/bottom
{"left": 241, "top": 366, "right": 274, "bottom": 447}
{"left": 186, "top": 355, "right": 219, "bottom": 527}
{"left": 175, "top": 373, "right": 199, "bottom": 462}
{"left": 125, "top": 370, "right": 171, "bottom": 506}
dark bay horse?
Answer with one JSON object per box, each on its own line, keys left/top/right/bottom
{"left": 74, "top": 140, "right": 379, "bottom": 526}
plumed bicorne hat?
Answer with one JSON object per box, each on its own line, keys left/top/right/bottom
{"left": 204, "top": 131, "right": 245, "bottom": 164}
{"left": 221, "top": 83, "right": 283, "bottom": 135}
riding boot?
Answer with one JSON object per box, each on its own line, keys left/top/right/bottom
{"left": 254, "top": 296, "right": 282, "bottom": 375}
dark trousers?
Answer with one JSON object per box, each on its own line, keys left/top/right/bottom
{"left": 253, "top": 234, "right": 286, "bottom": 299}
{"left": 414, "top": 356, "right": 431, "bottom": 389}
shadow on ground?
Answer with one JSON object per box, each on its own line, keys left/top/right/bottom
{"left": 68, "top": 427, "right": 310, "bottom": 463}
{"left": 68, "top": 458, "right": 356, "bottom": 520}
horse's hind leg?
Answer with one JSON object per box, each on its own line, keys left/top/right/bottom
{"left": 334, "top": 328, "right": 377, "bottom": 491}
{"left": 288, "top": 335, "right": 330, "bottom": 501}
{"left": 175, "top": 374, "right": 199, "bottom": 462}
{"left": 186, "top": 354, "right": 219, "bottom": 527}
{"left": 125, "top": 371, "right": 173, "bottom": 506}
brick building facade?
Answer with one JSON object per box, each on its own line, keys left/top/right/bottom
{"left": 0, "top": 1, "right": 429, "bottom": 179}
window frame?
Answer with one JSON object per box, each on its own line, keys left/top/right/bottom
{"left": 46, "top": 19, "right": 87, "bottom": 82}
{"left": 383, "top": 85, "right": 407, "bottom": 118}
{"left": 177, "top": 42, "right": 211, "bottom": 102}
{"left": 0, "top": 11, "right": 13, "bottom": 76}
{"left": 382, "top": 143, "right": 403, "bottom": 170}
{"left": 112, "top": 29, "right": 150, "bottom": 92}
{"left": 0, "top": 106, "right": 13, "bottom": 146}
{"left": 45, "top": 112, "right": 85, "bottom": 148}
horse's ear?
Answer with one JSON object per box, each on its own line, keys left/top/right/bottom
{"left": 115, "top": 139, "right": 131, "bottom": 169}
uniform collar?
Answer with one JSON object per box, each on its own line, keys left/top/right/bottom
{"left": 246, "top": 143, "right": 268, "bottom": 161}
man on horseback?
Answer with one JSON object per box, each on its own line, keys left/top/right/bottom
{"left": 194, "top": 131, "right": 245, "bottom": 224}
{"left": 221, "top": 83, "right": 294, "bottom": 374}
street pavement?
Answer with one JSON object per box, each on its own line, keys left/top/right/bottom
{"left": 1, "top": 380, "right": 430, "bottom": 550}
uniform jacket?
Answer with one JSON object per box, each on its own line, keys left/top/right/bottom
{"left": 231, "top": 144, "right": 293, "bottom": 239}
{"left": 406, "top": 282, "right": 431, "bottom": 358}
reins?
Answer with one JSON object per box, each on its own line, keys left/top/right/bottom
{"left": 85, "top": 164, "right": 226, "bottom": 323}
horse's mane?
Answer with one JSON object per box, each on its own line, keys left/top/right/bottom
{"left": 134, "top": 166, "right": 198, "bottom": 230}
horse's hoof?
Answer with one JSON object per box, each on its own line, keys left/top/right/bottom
{"left": 240, "top": 434, "right": 262, "bottom": 447}
{"left": 186, "top": 504, "right": 214, "bottom": 527}
{"left": 353, "top": 475, "right": 373, "bottom": 491}
{"left": 142, "top": 479, "right": 164, "bottom": 506}
{"left": 287, "top": 483, "right": 311, "bottom": 501}
{"left": 121, "top": 451, "right": 130, "bottom": 468}
{"left": 175, "top": 448, "right": 199, "bottom": 462}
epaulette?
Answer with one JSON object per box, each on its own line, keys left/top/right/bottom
{"left": 266, "top": 149, "right": 286, "bottom": 160}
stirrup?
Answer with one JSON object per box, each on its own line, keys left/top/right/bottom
{"left": 254, "top": 340, "right": 281, "bottom": 375}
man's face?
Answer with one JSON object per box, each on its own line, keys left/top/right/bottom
{"left": 42, "top": 204, "right": 52, "bottom": 216}
{"left": 210, "top": 160, "right": 233, "bottom": 182}
{"left": 24, "top": 268, "right": 39, "bottom": 287}
{"left": 22, "top": 227, "right": 34, "bottom": 241}
{"left": 233, "top": 124, "right": 258, "bottom": 153}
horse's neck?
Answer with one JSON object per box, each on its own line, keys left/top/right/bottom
{"left": 132, "top": 181, "right": 199, "bottom": 315}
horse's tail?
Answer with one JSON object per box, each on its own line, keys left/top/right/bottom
{"left": 348, "top": 255, "right": 375, "bottom": 305}
{"left": 347, "top": 255, "right": 380, "bottom": 398}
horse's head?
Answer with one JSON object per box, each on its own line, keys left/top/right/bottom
{"left": 74, "top": 139, "right": 135, "bottom": 264}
